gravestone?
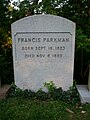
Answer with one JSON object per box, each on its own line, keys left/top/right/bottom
{"left": 11, "top": 15, "right": 75, "bottom": 92}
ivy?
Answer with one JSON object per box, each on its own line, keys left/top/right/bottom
{"left": 8, "top": 82, "right": 80, "bottom": 106}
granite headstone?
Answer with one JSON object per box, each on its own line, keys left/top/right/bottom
{"left": 11, "top": 15, "right": 75, "bottom": 91}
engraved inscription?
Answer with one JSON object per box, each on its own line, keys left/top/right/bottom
{"left": 14, "top": 32, "right": 71, "bottom": 62}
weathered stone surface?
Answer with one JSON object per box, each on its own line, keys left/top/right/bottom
{"left": 11, "top": 15, "right": 75, "bottom": 91}
{"left": 0, "top": 85, "right": 11, "bottom": 99}
{"left": 77, "top": 85, "right": 90, "bottom": 103}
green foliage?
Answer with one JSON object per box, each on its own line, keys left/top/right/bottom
{"left": 35, "top": 89, "right": 49, "bottom": 101}
{"left": 0, "top": 98, "right": 70, "bottom": 120}
{"left": 0, "top": 54, "right": 14, "bottom": 84}
{"left": 43, "top": 81, "right": 80, "bottom": 105}
{"left": 8, "top": 81, "right": 80, "bottom": 106}
{"left": 0, "top": 84, "right": 89, "bottom": 120}
{"left": 74, "top": 28, "right": 90, "bottom": 84}
{"left": 9, "top": 84, "right": 36, "bottom": 99}
{"left": 44, "top": 81, "right": 56, "bottom": 92}
{"left": 0, "top": 0, "right": 10, "bottom": 29}
{"left": 0, "top": 0, "right": 14, "bottom": 84}
{"left": 0, "top": 95, "right": 90, "bottom": 120}
{"left": 76, "top": 29, "right": 90, "bottom": 52}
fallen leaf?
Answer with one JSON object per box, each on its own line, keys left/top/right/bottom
{"left": 66, "top": 108, "right": 74, "bottom": 114}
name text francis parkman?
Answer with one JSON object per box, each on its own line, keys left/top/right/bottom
{"left": 17, "top": 37, "right": 69, "bottom": 43}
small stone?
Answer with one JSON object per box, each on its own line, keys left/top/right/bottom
{"left": 79, "top": 106, "right": 83, "bottom": 109}
{"left": 81, "top": 110, "right": 86, "bottom": 114}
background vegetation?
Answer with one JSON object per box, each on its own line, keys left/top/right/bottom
{"left": 1, "top": 97, "right": 90, "bottom": 120}
{"left": 0, "top": 0, "right": 90, "bottom": 85}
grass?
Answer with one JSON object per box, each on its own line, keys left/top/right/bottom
{"left": 0, "top": 97, "right": 90, "bottom": 120}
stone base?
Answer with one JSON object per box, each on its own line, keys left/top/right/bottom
{"left": 0, "top": 84, "right": 11, "bottom": 99}
{"left": 77, "top": 85, "right": 90, "bottom": 103}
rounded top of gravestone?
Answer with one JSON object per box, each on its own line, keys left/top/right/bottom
{"left": 12, "top": 14, "right": 75, "bottom": 24}
{"left": 11, "top": 14, "right": 75, "bottom": 33}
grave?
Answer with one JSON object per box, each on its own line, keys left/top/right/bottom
{"left": 11, "top": 15, "right": 75, "bottom": 92}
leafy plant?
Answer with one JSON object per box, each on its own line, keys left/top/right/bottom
{"left": 43, "top": 81, "right": 80, "bottom": 105}
{"left": 8, "top": 81, "right": 80, "bottom": 106}
{"left": 44, "top": 81, "right": 56, "bottom": 92}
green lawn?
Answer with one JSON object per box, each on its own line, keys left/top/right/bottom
{"left": 0, "top": 97, "right": 90, "bottom": 120}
